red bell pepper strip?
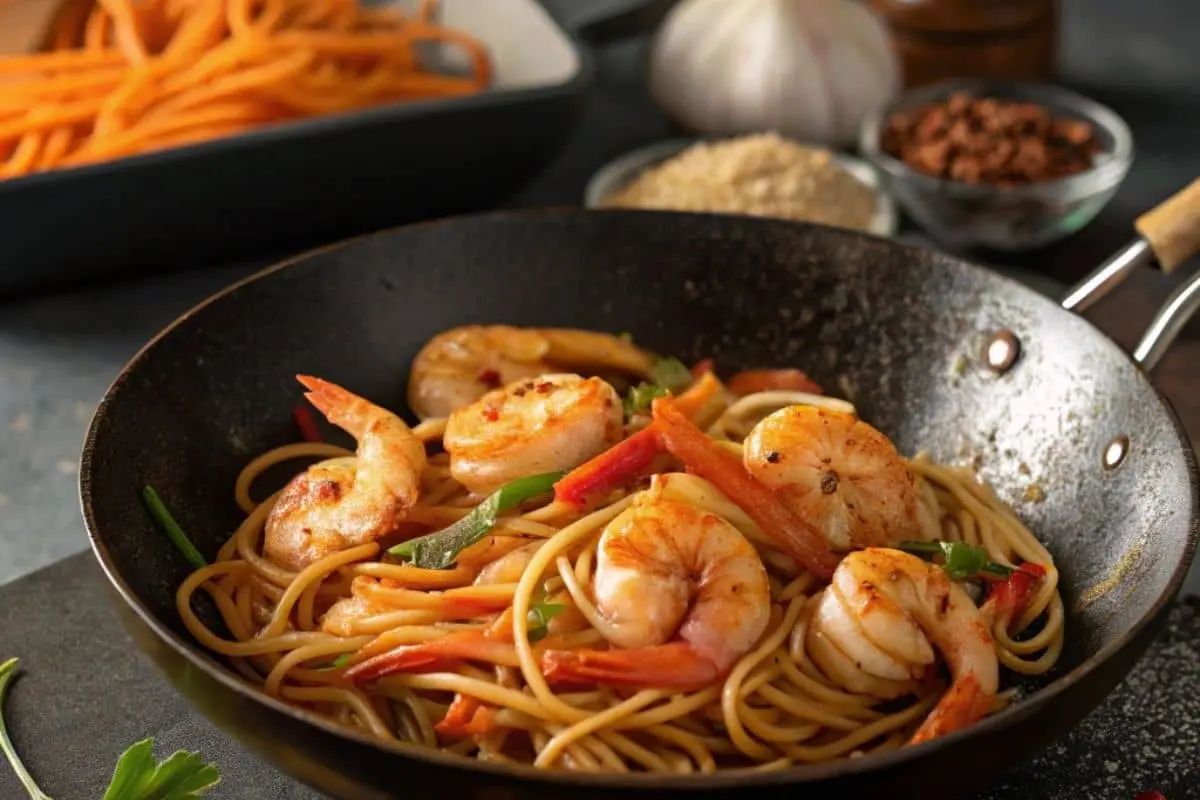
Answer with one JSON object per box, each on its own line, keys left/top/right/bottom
{"left": 435, "top": 693, "right": 498, "bottom": 738}
{"left": 1135, "top": 791, "right": 1167, "bottom": 800}
{"left": 553, "top": 426, "right": 663, "bottom": 509}
{"left": 651, "top": 398, "right": 839, "bottom": 579}
{"left": 690, "top": 359, "right": 715, "bottom": 378}
{"left": 292, "top": 404, "right": 323, "bottom": 443}
{"left": 986, "top": 562, "right": 1047, "bottom": 618}
{"left": 728, "top": 368, "right": 823, "bottom": 396}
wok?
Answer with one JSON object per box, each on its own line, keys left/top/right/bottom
{"left": 80, "top": 186, "right": 1200, "bottom": 798}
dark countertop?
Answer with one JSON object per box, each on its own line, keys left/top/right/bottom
{"left": 0, "top": 557, "right": 1195, "bottom": 799}
{"left": 0, "top": 0, "right": 1198, "bottom": 797}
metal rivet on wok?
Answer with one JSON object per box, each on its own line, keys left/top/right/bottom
{"left": 983, "top": 329, "right": 1021, "bottom": 374}
{"left": 1103, "top": 435, "right": 1130, "bottom": 470}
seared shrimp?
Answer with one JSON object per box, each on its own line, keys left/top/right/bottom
{"left": 808, "top": 548, "right": 998, "bottom": 744}
{"left": 744, "top": 405, "right": 919, "bottom": 550}
{"left": 444, "top": 373, "right": 624, "bottom": 495}
{"left": 540, "top": 496, "right": 771, "bottom": 691}
{"left": 264, "top": 376, "right": 427, "bottom": 571}
{"left": 408, "top": 325, "right": 655, "bottom": 419}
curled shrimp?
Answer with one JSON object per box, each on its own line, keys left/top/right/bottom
{"left": 444, "top": 373, "right": 624, "bottom": 495}
{"left": 263, "top": 376, "right": 427, "bottom": 571}
{"left": 540, "top": 496, "right": 771, "bottom": 692}
{"left": 408, "top": 325, "right": 655, "bottom": 419}
{"left": 744, "top": 405, "right": 919, "bottom": 550}
{"left": 808, "top": 547, "right": 999, "bottom": 744}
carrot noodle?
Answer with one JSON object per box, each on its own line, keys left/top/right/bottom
{"left": 0, "top": 0, "right": 490, "bottom": 179}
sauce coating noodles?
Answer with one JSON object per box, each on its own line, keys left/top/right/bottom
{"left": 176, "top": 359, "right": 1062, "bottom": 773}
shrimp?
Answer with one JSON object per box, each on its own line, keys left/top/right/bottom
{"left": 264, "top": 376, "right": 427, "bottom": 572}
{"left": 443, "top": 373, "right": 624, "bottom": 495}
{"left": 540, "top": 496, "right": 771, "bottom": 692}
{"left": 408, "top": 325, "right": 656, "bottom": 419}
{"left": 807, "top": 548, "right": 999, "bottom": 744}
{"left": 743, "top": 405, "right": 919, "bottom": 550}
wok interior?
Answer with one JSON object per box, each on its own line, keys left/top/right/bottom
{"left": 85, "top": 210, "right": 1195, "bottom": 743}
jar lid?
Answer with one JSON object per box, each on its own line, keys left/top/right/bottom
{"left": 870, "top": 0, "right": 1054, "bottom": 34}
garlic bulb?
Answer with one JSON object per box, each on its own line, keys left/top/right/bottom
{"left": 648, "top": 0, "right": 900, "bottom": 147}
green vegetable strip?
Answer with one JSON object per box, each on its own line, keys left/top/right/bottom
{"left": 897, "top": 540, "right": 1014, "bottom": 581}
{"left": 649, "top": 357, "right": 692, "bottom": 393}
{"left": 389, "top": 471, "right": 564, "bottom": 570}
{"left": 623, "top": 383, "right": 668, "bottom": 418}
{"left": 0, "top": 658, "right": 53, "bottom": 800}
{"left": 140, "top": 487, "right": 207, "bottom": 570}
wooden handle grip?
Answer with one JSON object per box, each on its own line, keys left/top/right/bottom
{"left": 1134, "top": 177, "right": 1200, "bottom": 273}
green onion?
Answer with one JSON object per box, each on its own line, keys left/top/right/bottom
{"left": 389, "top": 471, "right": 564, "bottom": 569}
{"left": 897, "top": 540, "right": 1014, "bottom": 580}
{"left": 623, "top": 383, "right": 668, "bottom": 418}
{"left": 527, "top": 601, "right": 567, "bottom": 644}
{"left": 140, "top": 486, "right": 207, "bottom": 570}
{"left": 649, "top": 357, "right": 692, "bottom": 393}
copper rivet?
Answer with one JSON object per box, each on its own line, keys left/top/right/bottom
{"left": 1103, "top": 435, "right": 1130, "bottom": 470}
{"left": 984, "top": 329, "right": 1021, "bottom": 374}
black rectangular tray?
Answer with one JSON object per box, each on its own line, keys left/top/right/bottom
{"left": 0, "top": 0, "right": 675, "bottom": 298}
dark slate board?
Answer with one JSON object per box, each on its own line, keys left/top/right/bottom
{"left": 0, "top": 554, "right": 1195, "bottom": 800}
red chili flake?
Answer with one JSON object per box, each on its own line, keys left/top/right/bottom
{"left": 477, "top": 369, "right": 501, "bottom": 388}
{"left": 1135, "top": 791, "right": 1167, "bottom": 800}
{"left": 535, "top": 381, "right": 554, "bottom": 393}
{"left": 481, "top": 406, "right": 500, "bottom": 422}
{"left": 292, "top": 405, "right": 323, "bottom": 443}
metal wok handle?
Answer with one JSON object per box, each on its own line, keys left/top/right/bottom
{"left": 1061, "top": 177, "right": 1200, "bottom": 371}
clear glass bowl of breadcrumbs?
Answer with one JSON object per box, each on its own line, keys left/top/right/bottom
{"left": 858, "top": 79, "right": 1134, "bottom": 252}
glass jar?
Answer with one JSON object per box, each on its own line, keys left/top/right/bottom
{"left": 869, "top": 0, "right": 1059, "bottom": 89}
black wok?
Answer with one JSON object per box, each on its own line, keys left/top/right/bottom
{"left": 80, "top": 188, "right": 1200, "bottom": 799}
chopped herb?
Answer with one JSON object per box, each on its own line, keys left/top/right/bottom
{"left": 140, "top": 486, "right": 207, "bottom": 570}
{"left": 897, "top": 540, "right": 1014, "bottom": 580}
{"left": 623, "top": 382, "right": 668, "bottom": 418}
{"left": 649, "top": 357, "right": 692, "bottom": 393}
{"left": 389, "top": 472, "right": 563, "bottom": 569}
{"left": 1, "top": 658, "right": 220, "bottom": 800}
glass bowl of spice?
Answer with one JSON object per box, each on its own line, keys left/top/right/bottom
{"left": 858, "top": 79, "right": 1133, "bottom": 251}
{"left": 585, "top": 134, "right": 898, "bottom": 237}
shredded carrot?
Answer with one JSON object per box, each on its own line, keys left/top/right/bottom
{"left": 0, "top": 0, "right": 491, "bottom": 178}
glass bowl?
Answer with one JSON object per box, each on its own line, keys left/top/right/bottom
{"left": 858, "top": 79, "right": 1134, "bottom": 251}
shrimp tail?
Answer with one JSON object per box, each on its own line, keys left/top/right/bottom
{"left": 540, "top": 642, "right": 721, "bottom": 692}
{"left": 345, "top": 630, "right": 512, "bottom": 682}
{"left": 296, "top": 374, "right": 367, "bottom": 436}
{"left": 435, "top": 693, "right": 498, "bottom": 739}
{"left": 910, "top": 674, "right": 994, "bottom": 745}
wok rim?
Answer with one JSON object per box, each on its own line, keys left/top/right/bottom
{"left": 79, "top": 208, "right": 1200, "bottom": 790}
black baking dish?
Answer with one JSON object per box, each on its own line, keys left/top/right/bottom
{"left": 0, "top": 0, "right": 675, "bottom": 298}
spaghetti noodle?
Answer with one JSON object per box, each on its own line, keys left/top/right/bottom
{"left": 169, "top": 332, "right": 1064, "bottom": 773}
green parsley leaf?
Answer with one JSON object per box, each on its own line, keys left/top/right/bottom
{"left": 101, "top": 739, "right": 220, "bottom": 800}
{"left": 1, "top": 657, "right": 220, "bottom": 800}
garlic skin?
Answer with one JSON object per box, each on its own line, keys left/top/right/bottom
{"left": 648, "top": 0, "right": 900, "bottom": 147}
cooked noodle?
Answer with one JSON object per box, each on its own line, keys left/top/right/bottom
{"left": 176, "top": 384, "right": 1064, "bottom": 772}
